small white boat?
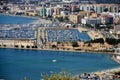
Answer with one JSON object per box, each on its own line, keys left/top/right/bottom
{"left": 52, "top": 59, "right": 57, "bottom": 62}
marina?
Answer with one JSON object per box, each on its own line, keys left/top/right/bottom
{"left": 46, "top": 29, "right": 90, "bottom": 42}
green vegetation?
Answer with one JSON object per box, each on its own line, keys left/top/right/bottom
{"left": 26, "top": 45, "right": 30, "bottom": 48}
{"left": 87, "top": 38, "right": 120, "bottom": 45}
{"left": 15, "top": 45, "right": 18, "bottom": 48}
{"left": 105, "top": 38, "right": 119, "bottom": 45}
{"left": 57, "top": 17, "right": 64, "bottom": 22}
{"left": 72, "top": 42, "right": 79, "bottom": 47}
{"left": 106, "top": 24, "right": 113, "bottom": 29}
{"left": 52, "top": 45, "right": 57, "bottom": 48}
{"left": 87, "top": 42, "right": 92, "bottom": 47}
{"left": 21, "top": 45, "right": 24, "bottom": 48}
{"left": 23, "top": 71, "right": 78, "bottom": 80}
{"left": 85, "top": 24, "right": 92, "bottom": 28}
{"left": 41, "top": 70, "right": 73, "bottom": 80}
{"left": 86, "top": 38, "right": 104, "bottom": 44}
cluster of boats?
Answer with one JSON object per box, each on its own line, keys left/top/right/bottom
{"left": 46, "top": 29, "right": 80, "bottom": 42}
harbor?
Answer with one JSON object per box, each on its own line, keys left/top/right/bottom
{"left": 0, "top": 10, "right": 120, "bottom": 80}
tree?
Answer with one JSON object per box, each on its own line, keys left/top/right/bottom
{"left": 15, "top": 45, "right": 18, "bottom": 48}
{"left": 57, "top": 17, "right": 64, "bottom": 22}
{"left": 72, "top": 24, "right": 76, "bottom": 28}
{"left": 85, "top": 24, "right": 92, "bottom": 28}
{"left": 64, "top": 17, "right": 69, "bottom": 21}
{"left": 3, "top": 45, "right": 6, "bottom": 47}
{"left": 26, "top": 45, "right": 30, "bottom": 48}
{"left": 105, "top": 38, "right": 118, "bottom": 45}
{"left": 90, "top": 38, "right": 104, "bottom": 44}
{"left": 88, "top": 43, "right": 92, "bottom": 47}
{"left": 21, "top": 45, "right": 24, "bottom": 48}
{"left": 72, "top": 42, "right": 79, "bottom": 47}
{"left": 52, "top": 45, "right": 57, "bottom": 48}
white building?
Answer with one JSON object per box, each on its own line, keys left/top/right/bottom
{"left": 46, "top": 8, "right": 54, "bottom": 17}
{"left": 62, "top": 0, "right": 73, "bottom": 3}
{"left": 81, "top": 17, "right": 101, "bottom": 25}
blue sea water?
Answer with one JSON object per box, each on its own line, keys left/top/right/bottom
{"left": 0, "top": 14, "right": 37, "bottom": 24}
{"left": 0, "top": 48, "right": 119, "bottom": 80}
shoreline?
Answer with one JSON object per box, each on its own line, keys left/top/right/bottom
{"left": 1, "top": 45, "right": 120, "bottom": 80}
{"left": 0, "top": 13, "right": 39, "bottom": 19}
{"left": 73, "top": 66, "right": 120, "bottom": 80}
{"left": 0, "top": 13, "right": 53, "bottom": 24}
{"left": 0, "top": 45, "right": 113, "bottom": 54}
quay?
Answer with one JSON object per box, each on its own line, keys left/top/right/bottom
{"left": 0, "top": 39, "right": 35, "bottom": 48}
{"left": 0, "top": 25, "right": 114, "bottom": 53}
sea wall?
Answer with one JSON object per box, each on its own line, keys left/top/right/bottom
{"left": 0, "top": 39, "right": 35, "bottom": 48}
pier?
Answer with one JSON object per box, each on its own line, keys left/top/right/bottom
{"left": 36, "top": 27, "right": 46, "bottom": 46}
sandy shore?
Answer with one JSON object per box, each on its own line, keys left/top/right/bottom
{"left": 0, "top": 13, "right": 52, "bottom": 24}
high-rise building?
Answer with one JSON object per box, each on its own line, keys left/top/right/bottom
{"left": 69, "top": 14, "right": 83, "bottom": 23}
{"left": 46, "top": 7, "right": 53, "bottom": 17}
{"left": 54, "top": 7, "right": 60, "bottom": 15}
{"left": 39, "top": 6, "right": 46, "bottom": 17}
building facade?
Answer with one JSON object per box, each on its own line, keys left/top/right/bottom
{"left": 39, "top": 6, "right": 46, "bottom": 17}
{"left": 46, "top": 7, "right": 54, "bottom": 17}
{"left": 79, "top": 4, "right": 120, "bottom": 13}
{"left": 53, "top": 7, "right": 60, "bottom": 18}
{"left": 100, "top": 15, "right": 113, "bottom": 24}
{"left": 114, "top": 25, "right": 120, "bottom": 34}
{"left": 81, "top": 17, "right": 101, "bottom": 25}
{"left": 69, "top": 14, "right": 83, "bottom": 23}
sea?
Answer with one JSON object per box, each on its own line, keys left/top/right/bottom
{"left": 0, "top": 14, "right": 37, "bottom": 24}
{"left": 0, "top": 14, "right": 120, "bottom": 80}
